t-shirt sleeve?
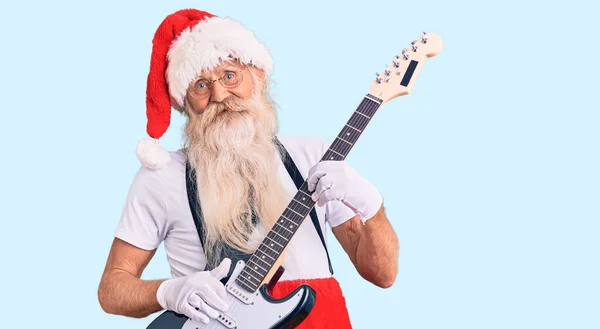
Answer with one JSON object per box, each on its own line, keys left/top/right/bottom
{"left": 312, "top": 137, "right": 359, "bottom": 228}
{"left": 114, "top": 166, "right": 168, "bottom": 250}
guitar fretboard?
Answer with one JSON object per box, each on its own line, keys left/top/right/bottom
{"left": 235, "top": 93, "right": 383, "bottom": 292}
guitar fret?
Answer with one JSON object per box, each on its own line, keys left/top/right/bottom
{"left": 237, "top": 271, "right": 257, "bottom": 285}
{"left": 237, "top": 277, "right": 255, "bottom": 291}
{"left": 348, "top": 112, "right": 370, "bottom": 131}
{"left": 276, "top": 222, "right": 294, "bottom": 234}
{"left": 355, "top": 110, "right": 371, "bottom": 119}
{"left": 276, "top": 218, "right": 293, "bottom": 229}
{"left": 252, "top": 250, "right": 274, "bottom": 265}
{"left": 340, "top": 126, "right": 361, "bottom": 144}
{"left": 337, "top": 137, "right": 353, "bottom": 153}
{"left": 291, "top": 198, "right": 310, "bottom": 210}
{"left": 260, "top": 234, "right": 285, "bottom": 253}
{"left": 242, "top": 265, "right": 269, "bottom": 277}
{"left": 282, "top": 208, "right": 303, "bottom": 223}
{"left": 288, "top": 199, "right": 310, "bottom": 215}
{"left": 239, "top": 270, "right": 261, "bottom": 285}
{"left": 299, "top": 189, "right": 311, "bottom": 198}
{"left": 262, "top": 242, "right": 279, "bottom": 254}
{"left": 322, "top": 150, "right": 344, "bottom": 161}
{"left": 358, "top": 100, "right": 379, "bottom": 117}
{"left": 293, "top": 195, "right": 313, "bottom": 209}
{"left": 336, "top": 136, "right": 352, "bottom": 145}
{"left": 269, "top": 227, "right": 288, "bottom": 241}
{"left": 329, "top": 148, "right": 344, "bottom": 157}
{"left": 237, "top": 93, "right": 382, "bottom": 293}
{"left": 345, "top": 124, "right": 361, "bottom": 132}
{"left": 275, "top": 219, "right": 295, "bottom": 235}
{"left": 364, "top": 94, "right": 382, "bottom": 104}
{"left": 244, "top": 265, "right": 265, "bottom": 278}
{"left": 286, "top": 206, "right": 304, "bottom": 218}
{"left": 255, "top": 248, "right": 275, "bottom": 261}
{"left": 250, "top": 253, "right": 272, "bottom": 267}
{"left": 248, "top": 259, "right": 268, "bottom": 273}
{"left": 280, "top": 214, "right": 294, "bottom": 223}
{"left": 329, "top": 139, "right": 349, "bottom": 157}
{"left": 265, "top": 235, "right": 284, "bottom": 248}
{"left": 270, "top": 226, "right": 288, "bottom": 240}
{"left": 254, "top": 249, "right": 277, "bottom": 264}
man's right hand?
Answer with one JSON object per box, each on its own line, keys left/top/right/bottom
{"left": 156, "top": 258, "right": 232, "bottom": 324}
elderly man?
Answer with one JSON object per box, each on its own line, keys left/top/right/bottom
{"left": 98, "top": 8, "right": 399, "bottom": 329}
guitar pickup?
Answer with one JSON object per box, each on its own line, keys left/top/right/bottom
{"left": 226, "top": 283, "right": 254, "bottom": 305}
{"left": 216, "top": 312, "right": 236, "bottom": 328}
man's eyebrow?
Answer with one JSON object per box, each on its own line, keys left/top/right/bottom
{"left": 223, "top": 64, "right": 244, "bottom": 70}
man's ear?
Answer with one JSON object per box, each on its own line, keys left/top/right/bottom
{"left": 250, "top": 66, "right": 266, "bottom": 84}
{"left": 171, "top": 94, "right": 185, "bottom": 113}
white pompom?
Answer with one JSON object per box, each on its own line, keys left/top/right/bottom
{"left": 136, "top": 139, "right": 171, "bottom": 170}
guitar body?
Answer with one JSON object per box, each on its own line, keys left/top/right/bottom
{"left": 147, "top": 260, "right": 316, "bottom": 329}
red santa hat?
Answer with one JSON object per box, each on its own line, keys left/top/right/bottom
{"left": 136, "top": 8, "right": 274, "bottom": 169}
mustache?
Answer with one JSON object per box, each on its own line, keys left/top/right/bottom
{"left": 191, "top": 96, "right": 256, "bottom": 140}
{"left": 206, "top": 96, "right": 249, "bottom": 115}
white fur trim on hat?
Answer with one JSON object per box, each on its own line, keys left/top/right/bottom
{"left": 136, "top": 139, "right": 171, "bottom": 170}
{"left": 166, "top": 16, "right": 274, "bottom": 109}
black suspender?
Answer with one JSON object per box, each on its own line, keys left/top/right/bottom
{"left": 185, "top": 139, "right": 334, "bottom": 275}
{"left": 274, "top": 139, "right": 334, "bottom": 275}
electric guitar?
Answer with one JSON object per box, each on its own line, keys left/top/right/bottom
{"left": 147, "top": 31, "right": 443, "bottom": 329}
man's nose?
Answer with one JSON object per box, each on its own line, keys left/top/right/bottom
{"left": 210, "top": 81, "right": 231, "bottom": 103}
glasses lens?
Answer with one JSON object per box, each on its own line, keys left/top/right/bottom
{"left": 221, "top": 70, "right": 242, "bottom": 87}
{"left": 191, "top": 78, "right": 211, "bottom": 97}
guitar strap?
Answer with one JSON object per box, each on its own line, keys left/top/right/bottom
{"left": 185, "top": 138, "right": 334, "bottom": 276}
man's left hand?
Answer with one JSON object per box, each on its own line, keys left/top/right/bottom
{"left": 307, "top": 161, "right": 383, "bottom": 223}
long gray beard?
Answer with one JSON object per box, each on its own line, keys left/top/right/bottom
{"left": 183, "top": 94, "right": 289, "bottom": 270}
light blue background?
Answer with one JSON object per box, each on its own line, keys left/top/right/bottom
{"left": 0, "top": 0, "right": 598, "bottom": 328}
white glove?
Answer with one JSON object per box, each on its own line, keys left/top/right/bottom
{"left": 307, "top": 161, "right": 383, "bottom": 223}
{"left": 156, "top": 258, "right": 231, "bottom": 324}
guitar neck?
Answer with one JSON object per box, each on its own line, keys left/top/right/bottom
{"left": 235, "top": 93, "right": 383, "bottom": 292}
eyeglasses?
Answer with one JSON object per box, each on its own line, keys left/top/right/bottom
{"left": 188, "top": 65, "right": 245, "bottom": 99}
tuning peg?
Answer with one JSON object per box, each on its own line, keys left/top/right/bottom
{"left": 396, "top": 70, "right": 402, "bottom": 75}
{"left": 384, "top": 69, "right": 391, "bottom": 76}
{"left": 376, "top": 77, "right": 383, "bottom": 84}
{"left": 394, "top": 55, "right": 400, "bottom": 60}
{"left": 401, "top": 48, "right": 410, "bottom": 60}
{"left": 385, "top": 77, "right": 391, "bottom": 82}
{"left": 421, "top": 32, "right": 428, "bottom": 44}
{"left": 412, "top": 45, "right": 419, "bottom": 52}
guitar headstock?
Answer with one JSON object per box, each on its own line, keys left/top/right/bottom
{"left": 369, "top": 32, "right": 443, "bottom": 103}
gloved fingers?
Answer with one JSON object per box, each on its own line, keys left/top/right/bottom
{"left": 188, "top": 294, "right": 221, "bottom": 319}
{"left": 209, "top": 258, "right": 232, "bottom": 281}
{"left": 182, "top": 302, "right": 211, "bottom": 324}
{"left": 307, "top": 166, "right": 328, "bottom": 192}
{"left": 197, "top": 288, "right": 229, "bottom": 312}
{"left": 311, "top": 176, "right": 334, "bottom": 202}
{"left": 317, "top": 189, "right": 335, "bottom": 207}
{"left": 206, "top": 277, "right": 229, "bottom": 300}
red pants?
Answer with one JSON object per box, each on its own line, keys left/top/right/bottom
{"left": 268, "top": 277, "right": 353, "bottom": 329}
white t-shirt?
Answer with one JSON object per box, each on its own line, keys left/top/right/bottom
{"left": 114, "top": 135, "right": 359, "bottom": 281}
